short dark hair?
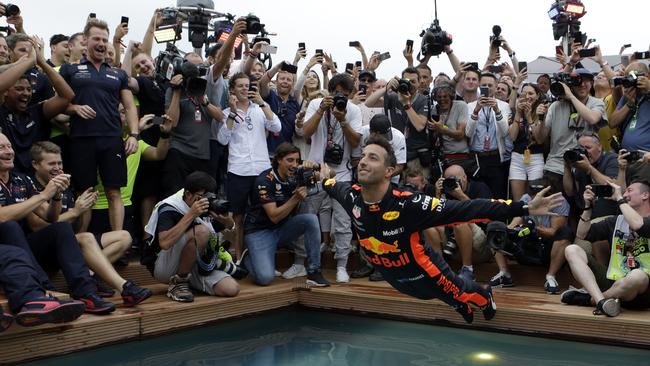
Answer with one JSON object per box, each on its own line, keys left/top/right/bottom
{"left": 402, "top": 67, "right": 421, "bottom": 79}
{"left": 327, "top": 73, "right": 354, "bottom": 94}
{"left": 464, "top": 69, "right": 481, "bottom": 80}
{"left": 272, "top": 143, "right": 300, "bottom": 169}
{"left": 631, "top": 180, "right": 650, "bottom": 194}
{"left": 84, "top": 19, "right": 110, "bottom": 37}
{"left": 207, "top": 43, "right": 222, "bottom": 58}
{"left": 49, "top": 34, "right": 69, "bottom": 46}
{"left": 31, "top": 141, "right": 62, "bottom": 163}
{"left": 184, "top": 171, "right": 216, "bottom": 194}
{"left": 480, "top": 72, "right": 498, "bottom": 84}
{"left": 365, "top": 135, "right": 397, "bottom": 168}
{"left": 537, "top": 74, "right": 551, "bottom": 82}
{"left": 69, "top": 32, "right": 84, "bottom": 45}
{"left": 229, "top": 72, "right": 250, "bottom": 90}
{"left": 6, "top": 33, "right": 31, "bottom": 50}
{"left": 416, "top": 64, "right": 431, "bottom": 74}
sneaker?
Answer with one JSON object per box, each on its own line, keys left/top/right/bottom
{"left": 282, "top": 264, "right": 307, "bottom": 279}
{"left": 306, "top": 270, "right": 331, "bottom": 287}
{"left": 560, "top": 286, "right": 592, "bottom": 306}
{"left": 544, "top": 275, "right": 560, "bottom": 294}
{"left": 350, "top": 264, "right": 373, "bottom": 278}
{"left": 274, "top": 270, "right": 282, "bottom": 277}
{"left": 481, "top": 286, "right": 498, "bottom": 321}
{"left": 490, "top": 272, "right": 514, "bottom": 288}
{"left": 167, "top": 274, "right": 194, "bottom": 303}
{"left": 336, "top": 266, "right": 350, "bottom": 283}
{"left": 121, "top": 280, "right": 152, "bottom": 307}
{"left": 458, "top": 266, "right": 476, "bottom": 283}
{"left": 15, "top": 298, "right": 86, "bottom": 327}
{"left": 93, "top": 275, "right": 115, "bottom": 298}
{"left": 1, "top": 306, "right": 14, "bottom": 332}
{"left": 369, "top": 270, "right": 385, "bottom": 282}
{"left": 594, "top": 298, "right": 621, "bottom": 317}
{"left": 74, "top": 293, "right": 116, "bottom": 314}
{"left": 454, "top": 303, "right": 474, "bottom": 324}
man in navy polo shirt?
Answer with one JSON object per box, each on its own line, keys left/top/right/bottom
{"left": 259, "top": 61, "right": 300, "bottom": 154}
{"left": 60, "top": 19, "right": 140, "bottom": 232}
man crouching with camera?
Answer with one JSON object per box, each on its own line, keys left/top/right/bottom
{"left": 563, "top": 181, "right": 650, "bottom": 317}
{"left": 142, "top": 172, "right": 240, "bottom": 302}
{"left": 243, "top": 143, "right": 330, "bottom": 287}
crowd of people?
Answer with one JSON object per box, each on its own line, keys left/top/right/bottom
{"left": 1, "top": 3, "right": 650, "bottom": 332}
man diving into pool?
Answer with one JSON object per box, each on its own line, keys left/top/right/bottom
{"left": 317, "top": 136, "right": 563, "bottom": 323}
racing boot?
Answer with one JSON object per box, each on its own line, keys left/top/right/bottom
{"left": 454, "top": 303, "right": 474, "bottom": 324}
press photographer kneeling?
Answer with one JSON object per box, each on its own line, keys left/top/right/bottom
{"left": 243, "top": 143, "right": 330, "bottom": 287}
{"left": 143, "top": 172, "right": 241, "bottom": 303}
{"left": 562, "top": 181, "right": 650, "bottom": 317}
{"left": 487, "top": 182, "right": 572, "bottom": 293}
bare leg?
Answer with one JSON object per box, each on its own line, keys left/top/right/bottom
{"left": 212, "top": 277, "right": 240, "bottom": 297}
{"left": 140, "top": 196, "right": 157, "bottom": 240}
{"left": 424, "top": 227, "right": 444, "bottom": 255}
{"left": 592, "top": 240, "right": 611, "bottom": 266}
{"left": 602, "top": 269, "right": 650, "bottom": 302}
{"left": 105, "top": 187, "right": 124, "bottom": 231}
{"left": 76, "top": 233, "right": 126, "bottom": 290}
{"left": 100, "top": 231, "right": 132, "bottom": 263}
{"left": 177, "top": 225, "right": 210, "bottom": 276}
{"left": 548, "top": 239, "right": 569, "bottom": 276}
{"left": 510, "top": 179, "right": 527, "bottom": 202}
{"left": 494, "top": 252, "right": 509, "bottom": 272}
{"left": 454, "top": 224, "right": 473, "bottom": 267}
{"left": 564, "top": 244, "right": 604, "bottom": 304}
{"left": 233, "top": 214, "right": 244, "bottom": 260}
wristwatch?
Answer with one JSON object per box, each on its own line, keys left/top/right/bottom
{"left": 403, "top": 103, "right": 412, "bottom": 111}
{"left": 258, "top": 102, "right": 267, "bottom": 108}
{"left": 128, "top": 132, "right": 140, "bottom": 140}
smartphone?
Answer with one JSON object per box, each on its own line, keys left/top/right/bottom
{"left": 480, "top": 86, "right": 489, "bottom": 97}
{"left": 579, "top": 48, "right": 596, "bottom": 58}
{"left": 623, "top": 44, "right": 632, "bottom": 49}
{"left": 518, "top": 61, "right": 528, "bottom": 71}
{"left": 406, "top": 39, "right": 414, "bottom": 51}
{"left": 590, "top": 184, "right": 613, "bottom": 198}
{"left": 555, "top": 45, "right": 563, "bottom": 55}
{"left": 315, "top": 49, "right": 323, "bottom": 63}
{"left": 358, "top": 84, "right": 368, "bottom": 95}
{"left": 89, "top": 12, "right": 96, "bottom": 18}
{"left": 467, "top": 62, "right": 479, "bottom": 71}
{"left": 349, "top": 41, "right": 360, "bottom": 47}
{"left": 260, "top": 44, "right": 277, "bottom": 54}
{"left": 355, "top": 61, "right": 362, "bottom": 68}
{"left": 249, "top": 84, "right": 257, "bottom": 92}
{"left": 633, "top": 51, "right": 650, "bottom": 59}
{"left": 487, "top": 65, "right": 503, "bottom": 73}
{"left": 280, "top": 62, "right": 298, "bottom": 74}
{"left": 345, "top": 63, "right": 354, "bottom": 73}
{"left": 121, "top": 16, "right": 129, "bottom": 25}
{"left": 378, "top": 52, "right": 391, "bottom": 61}
{"left": 621, "top": 55, "right": 630, "bottom": 67}
{"left": 152, "top": 116, "right": 165, "bottom": 125}
{"left": 298, "top": 42, "right": 305, "bottom": 50}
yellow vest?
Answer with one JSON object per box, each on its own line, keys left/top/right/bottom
{"left": 606, "top": 215, "right": 650, "bottom": 280}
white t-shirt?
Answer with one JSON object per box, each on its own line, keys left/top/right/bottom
{"left": 353, "top": 125, "right": 407, "bottom": 184}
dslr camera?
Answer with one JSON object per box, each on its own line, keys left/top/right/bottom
{"left": 625, "top": 150, "right": 644, "bottom": 163}
{"left": 324, "top": 143, "right": 344, "bottom": 165}
{"left": 3, "top": 3, "right": 19, "bottom": 17}
{"left": 612, "top": 72, "right": 644, "bottom": 88}
{"left": 245, "top": 14, "right": 263, "bottom": 34}
{"left": 442, "top": 176, "right": 460, "bottom": 193}
{"left": 393, "top": 79, "right": 412, "bottom": 95}
{"left": 563, "top": 147, "right": 587, "bottom": 163}
{"left": 332, "top": 93, "right": 348, "bottom": 111}
{"left": 201, "top": 192, "right": 230, "bottom": 217}
{"left": 293, "top": 164, "right": 321, "bottom": 196}
{"left": 550, "top": 72, "right": 582, "bottom": 97}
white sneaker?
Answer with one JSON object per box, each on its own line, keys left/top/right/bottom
{"left": 274, "top": 270, "right": 282, "bottom": 277}
{"left": 336, "top": 266, "right": 350, "bottom": 283}
{"left": 282, "top": 264, "right": 307, "bottom": 279}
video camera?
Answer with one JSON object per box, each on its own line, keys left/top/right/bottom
{"left": 155, "top": 43, "right": 208, "bottom": 97}
{"left": 563, "top": 147, "right": 587, "bottom": 163}
{"left": 418, "top": 0, "right": 452, "bottom": 59}
{"left": 202, "top": 192, "right": 231, "bottom": 216}
{"left": 490, "top": 25, "right": 502, "bottom": 49}
{"left": 293, "top": 164, "right": 321, "bottom": 196}
{"left": 550, "top": 72, "right": 582, "bottom": 97}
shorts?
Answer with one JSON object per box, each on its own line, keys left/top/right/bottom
{"left": 443, "top": 223, "right": 492, "bottom": 263}
{"left": 587, "top": 254, "right": 650, "bottom": 310}
{"left": 509, "top": 152, "right": 544, "bottom": 181}
{"left": 226, "top": 172, "right": 258, "bottom": 214}
{"left": 153, "top": 234, "right": 230, "bottom": 295}
{"left": 69, "top": 136, "right": 126, "bottom": 190}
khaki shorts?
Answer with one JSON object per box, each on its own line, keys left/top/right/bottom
{"left": 153, "top": 234, "right": 230, "bottom": 295}
{"left": 573, "top": 215, "right": 614, "bottom": 256}
{"left": 442, "top": 223, "right": 492, "bottom": 264}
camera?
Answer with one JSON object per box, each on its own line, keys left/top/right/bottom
{"left": 155, "top": 44, "right": 184, "bottom": 83}
{"left": 197, "top": 239, "right": 248, "bottom": 280}
{"left": 324, "top": 143, "right": 344, "bottom": 165}
{"left": 590, "top": 184, "right": 613, "bottom": 198}
{"left": 332, "top": 93, "right": 348, "bottom": 111}
{"left": 392, "top": 78, "right": 412, "bottom": 95}
{"left": 442, "top": 176, "right": 460, "bottom": 193}
{"left": 487, "top": 220, "right": 545, "bottom": 265}
{"left": 245, "top": 14, "right": 263, "bottom": 34}
{"left": 202, "top": 192, "right": 230, "bottom": 216}
{"left": 3, "top": 3, "right": 19, "bottom": 17}
{"left": 612, "top": 73, "right": 644, "bottom": 88}
{"left": 490, "top": 25, "right": 502, "bottom": 49}
{"left": 550, "top": 72, "right": 582, "bottom": 97}
{"left": 294, "top": 164, "right": 320, "bottom": 196}
{"left": 625, "top": 150, "right": 643, "bottom": 163}
{"left": 563, "top": 147, "right": 587, "bottom": 163}
{"left": 419, "top": 19, "right": 452, "bottom": 57}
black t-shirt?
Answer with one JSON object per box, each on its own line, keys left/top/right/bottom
{"left": 28, "top": 68, "right": 54, "bottom": 106}
{"left": 573, "top": 152, "right": 620, "bottom": 218}
{"left": 0, "top": 104, "right": 48, "bottom": 174}
{"left": 511, "top": 116, "right": 544, "bottom": 154}
{"left": 244, "top": 168, "right": 296, "bottom": 234}
{"left": 136, "top": 76, "right": 166, "bottom": 145}
{"left": 384, "top": 93, "right": 430, "bottom": 152}
{"left": 152, "top": 203, "right": 225, "bottom": 252}
{"left": 585, "top": 216, "right": 650, "bottom": 242}
{"left": 466, "top": 180, "right": 493, "bottom": 199}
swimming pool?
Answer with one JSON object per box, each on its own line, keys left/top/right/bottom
{"left": 25, "top": 308, "right": 649, "bottom": 366}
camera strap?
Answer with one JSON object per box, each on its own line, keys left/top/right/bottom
{"left": 325, "top": 110, "right": 338, "bottom": 146}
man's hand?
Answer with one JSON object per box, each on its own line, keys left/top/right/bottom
{"left": 618, "top": 149, "right": 630, "bottom": 170}
{"left": 574, "top": 154, "right": 592, "bottom": 172}
{"left": 248, "top": 86, "right": 264, "bottom": 105}
{"left": 210, "top": 211, "right": 234, "bottom": 229}
{"left": 559, "top": 82, "right": 575, "bottom": 99}
{"left": 318, "top": 96, "right": 334, "bottom": 113}
{"left": 190, "top": 197, "right": 209, "bottom": 218}
{"left": 124, "top": 136, "right": 138, "bottom": 156}
{"left": 169, "top": 74, "right": 183, "bottom": 90}
{"left": 435, "top": 177, "right": 444, "bottom": 198}
{"left": 73, "top": 105, "right": 97, "bottom": 119}
{"left": 159, "top": 115, "right": 173, "bottom": 134}
{"left": 606, "top": 181, "right": 624, "bottom": 201}
{"left": 114, "top": 22, "right": 129, "bottom": 42}
{"left": 623, "top": 87, "right": 637, "bottom": 106}
{"left": 636, "top": 75, "right": 650, "bottom": 94}
{"left": 527, "top": 186, "right": 564, "bottom": 216}
{"left": 231, "top": 19, "right": 246, "bottom": 37}
{"left": 332, "top": 106, "right": 347, "bottom": 123}
{"left": 367, "top": 53, "right": 381, "bottom": 71}
{"left": 403, "top": 44, "right": 413, "bottom": 64}
{"left": 294, "top": 186, "right": 308, "bottom": 200}
{"left": 228, "top": 95, "right": 238, "bottom": 112}
{"left": 251, "top": 41, "right": 269, "bottom": 55}
{"left": 75, "top": 188, "right": 99, "bottom": 212}
{"left": 42, "top": 174, "right": 72, "bottom": 200}
{"left": 138, "top": 114, "right": 156, "bottom": 131}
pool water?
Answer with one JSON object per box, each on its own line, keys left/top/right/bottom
{"left": 26, "top": 308, "right": 650, "bottom": 366}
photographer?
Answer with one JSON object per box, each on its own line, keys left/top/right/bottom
{"left": 430, "top": 165, "right": 493, "bottom": 281}
{"left": 218, "top": 72, "right": 281, "bottom": 260}
{"left": 143, "top": 172, "right": 240, "bottom": 303}
{"left": 243, "top": 143, "right": 329, "bottom": 287}
{"left": 534, "top": 68, "right": 607, "bottom": 193}
{"left": 563, "top": 181, "right": 650, "bottom": 317}
{"left": 466, "top": 72, "right": 512, "bottom": 199}
{"left": 489, "top": 182, "right": 572, "bottom": 293}
{"left": 301, "top": 73, "right": 362, "bottom": 283}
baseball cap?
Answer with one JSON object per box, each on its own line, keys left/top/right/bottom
{"left": 359, "top": 70, "right": 377, "bottom": 82}
{"left": 574, "top": 68, "right": 595, "bottom": 79}
{"left": 369, "top": 115, "right": 393, "bottom": 140}
{"left": 49, "top": 34, "right": 69, "bottom": 46}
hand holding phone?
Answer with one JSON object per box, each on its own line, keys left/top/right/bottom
{"left": 378, "top": 52, "right": 391, "bottom": 61}
{"left": 281, "top": 62, "right": 298, "bottom": 74}
{"left": 406, "top": 39, "right": 414, "bottom": 52}
{"left": 578, "top": 48, "right": 596, "bottom": 58}
{"left": 480, "top": 86, "right": 489, "bottom": 97}
{"left": 152, "top": 116, "right": 165, "bottom": 125}
{"left": 518, "top": 61, "right": 528, "bottom": 71}
{"left": 121, "top": 16, "right": 129, "bottom": 25}
{"left": 590, "top": 184, "right": 613, "bottom": 198}
{"left": 349, "top": 41, "right": 360, "bottom": 47}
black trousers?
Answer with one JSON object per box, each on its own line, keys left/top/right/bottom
{"left": 0, "top": 244, "right": 45, "bottom": 313}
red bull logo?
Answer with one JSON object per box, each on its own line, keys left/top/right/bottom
{"left": 359, "top": 236, "right": 401, "bottom": 255}
{"left": 367, "top": 253, "right": 410, "bottom": 268}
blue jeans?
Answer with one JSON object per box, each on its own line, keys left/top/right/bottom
{"left": 244, "top": 214, "right": 321, "bottom": 286}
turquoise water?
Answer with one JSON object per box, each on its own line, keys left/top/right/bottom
{"left": 26, "top": 309, "right": 650, "bottom": 366}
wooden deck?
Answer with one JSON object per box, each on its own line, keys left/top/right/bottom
{"left": 1, "top": 259, "right": 649, "bottom": 364}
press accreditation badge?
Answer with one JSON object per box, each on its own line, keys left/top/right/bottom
{"left": 195, "top": 109, "right": 202, "bottom": 122}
